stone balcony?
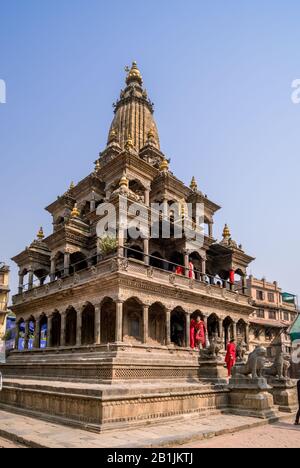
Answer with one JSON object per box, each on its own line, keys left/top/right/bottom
{"left": 12, "top": 255, "right": 252, "bottom": 309}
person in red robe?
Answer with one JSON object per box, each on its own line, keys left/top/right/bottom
{"left": 195, "top": 316, "right": 206, "bottom": 349}
{"left": 189, "top": 262, "right": 195, "bottom": 280}
{"left": 175, "top": 265, "right": 184, "bottom": 276}
{"left": 225, "top": 339, "right": 236, "bottom": 377}
{"left": 190, "top": 318, "right": 196, "bottom": 349}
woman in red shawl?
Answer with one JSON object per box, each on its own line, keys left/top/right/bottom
{"left": 190, "top": 318, "right": 196, "bottom": 349}
{"left": 195, "top": 316, "right": 206, "bottom": 349}
{"left": 225, "top": 339, "right": 236, "bottom": 377}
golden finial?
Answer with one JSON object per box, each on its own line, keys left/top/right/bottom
{"left": 69, "top": 181, "right": 75, "bottom": 191}
{"left": 223, "top": 224, "right": 231, "bottom": 240}
{"left": 190, "top": 176, "right": 198, "bottom": 192}
{"left": 109, "top": 127, "right": 118, "bottom": 143}
{"left": 95, "top": 159, "right": 101, "bottom": 171}
{"left": 160, "top": 158, "right": 169, "bottom": 172}
{"left": 37, "top": 227, "right": 44, "bottom": 241}
{"left": 71, "top": 203, "right": 80, "bottom": 218}
{"left": 126, "top": 61, "right": 143, "bottom": 85}
{"left": 119, "top": 174, "right": 129, "bottom": 189}
{"left": 125, "top": 133, "right": 134, "bottom": 151}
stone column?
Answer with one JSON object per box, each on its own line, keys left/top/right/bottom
{"left": 115, "top": 301, "right": 123, "bottom": 343}
{"left": 203, "top": 314, "right": 209, "bottom": 346}
{"left": 143, "top": 305, "right": 149, "bottom": 344}
{"left": 143, "top": 238, "right": 150, "bottom": 266}
{"left": 144, "top": 189, "right": 150, "bottom": 207}
{"left": 28, "top": 269, "right": 34, "bottom": 290}
{"left": 76, "top": 310, "right": 82, "bottom": 347}
{"left": 184, "top": 250, "right": 190, "bottom": 278}
{"left": 14, "top": 322, "right": 20, "bottom": 350}
{"left": 95, "top": 305, "right": 101, "bottom": 345}
{"left": 47, "top": 315, "right": 52, "bottom": 348}
{"left": 201, "top": 257, "right": 206, "bottom": 280}
{"left": 232, "top": 321, "right": 237, "bottom": 342}
{"left": 208, "top": 222, "right": 213, "bottom": 238}
{"left": 18, "top": 272, "right": 24, "bottom": 294}
{"left": 118, "top": 228, "right": 125, "bottom": 258}
{"left": 64, "top": 251, "right": 70, "bottom": 277}
{"left": 60, "top": 312, "right": 66, "bottom": 347}
{"left": 218, "top": 318, "right": 224, "bottom": 341}
{"left": 50, "top": 257, "right": 56, "bottom": 282}
{"left": 242, "top": 276, "right": 247, "bottom": 295}
{"left": 166, "top": 309, "right": 171, "bottom": 346}
{"left": 24, "top": 320, "right": 30, "bottom": 350}
{"left": 34, "top": 319, "right": 41, "bottom": 349}
{"left": 245, "top": 323, "right": 250, "bottom": 350}
{"left": 185, "top": 313, "right": 190, "bottom": 348}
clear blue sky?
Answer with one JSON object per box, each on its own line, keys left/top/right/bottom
{"left": 0, "top": 0, "right": 300, "bottom": 301}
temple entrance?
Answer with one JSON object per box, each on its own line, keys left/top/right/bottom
{"left": 51, "top": 312, "right": 61, "bottom": 347}
{"left": 207, "top": 314, "right": 219, "bottom": 339}
{"left": 123, "top": 298, "right": 143, "bottom": 343}
{"left": 65, "top": 307, "right": 77, "bottom": 346}
{"left": 101, "top": 299, "right": 116, "bottom": 344}
{"left": 39, "top": 315, "right": 48, "bottom": 348}
{"left": 149, "top": 303, "right": 166, "bottom": 345}
{"left": 237, "top": 319, "right": 247, "bottom": 344}
{"left": 223, "top": 316, "right": 234, "bottom": 348}
{"left": 171, "top": 307, "right": 186, "bottom": 347}
{"left": 82, "top": 303, "right": 95, "bottom": 345}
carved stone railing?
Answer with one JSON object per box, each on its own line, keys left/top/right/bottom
{"left": 12, "top": 256, "right": 251, "bottom": 308}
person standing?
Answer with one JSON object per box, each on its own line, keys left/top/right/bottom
{"left": 225, "top": 339, "right": 236, "bottom": 377}
{"left": 295, "top": 380, "right": 300, "bottom": 426}
{"left": 195, "top": 316, "right": 206, "bottom": 350}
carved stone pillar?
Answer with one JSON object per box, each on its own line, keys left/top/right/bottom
{"left": 28, "top": 269, "right": 34, "bottom": 290}
{"left": 143, "top": 305, "right": 149, "bottom": 344}
{"left": 118, "top": 228, "right": 125, "bottom": 258}
{"left": 24, "top": 320, "right": 30, "bottom": 350}
{"left": 60, "top": 312, "right": 66, "bottom": 347}
{"left": 95, "top": 305, "right": 101, "bottom": 345}
{"left": 115, "top": 301, "right": 123, "bottom": 343}
{"left": 208, "top": 222, "right": 213, "bottom": 238}
{"left": 203, "top": 314, "right": 209, "bottom": 346}
{"left": 143, "top": 238, "right": 150, "bottom": 266}
{"left": 184, "top": 250, "right": 190, "bottom": 278}
{"left": 64, "top": 251, "right": 70, "bottom": 277}
{"left": 34, "top": 319, "right": 41, "bottom": 349}
{"left": 166, "top": 309, "right": 171, "bottom": 346}
{"left": 245, "top": 323, "right": 250, "bottom": 350}
{"left": 47, "top": 314, "right": 52, "bottom": 348}
{"left": 76, "top": 310, "right": 82, "bottom": 347}
{"left": 18, "top": 272, "right": 24, "bottom": 295}
{"left": 50, "top": 257, "right": 56, "bottom": 282}
{"left": 232, "top": 321, "right": 237, "bottom": 342}
{"left": 144, "top": 189, "right": 150, "bottom": 207}
{"left": 201, "top": 257, "right": 206, "bottom": 280}
{"left": 242, "top": 276, "right": 247, "bottom": 295}
{"left": 185, "top": 313, "right": 190, "bottom": 348}
{"left": 218, "top": 318, "right": 224, "bottom": 341}
{"left": 14, "top": 322, "right": 20, "bottom": 350}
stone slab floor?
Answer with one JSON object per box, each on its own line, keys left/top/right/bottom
{"left": 178, "top": 419, "right": 300, "bottom": 448}
{"left": 0, "top": 409, "right": 296, "bottom": 448}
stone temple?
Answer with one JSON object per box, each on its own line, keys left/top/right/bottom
{"left": 0, "top": 63, "right": 263, "bottom": 431}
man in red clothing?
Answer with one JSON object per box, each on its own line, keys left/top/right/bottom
{"left": 225, "top": 339, "right": 236, "bottom": 377}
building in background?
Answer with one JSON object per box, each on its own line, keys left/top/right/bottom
{"left": 0, "top": 263, "right": 10, "bottom": 362}
{"left": 246, "top": 276, "right": 298, "bottom": 358}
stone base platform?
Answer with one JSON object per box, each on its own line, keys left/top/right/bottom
{"left": 0, "top": 378, "right": 229, "bottom": 433}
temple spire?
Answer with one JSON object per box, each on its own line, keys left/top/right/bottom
{"left": 106, "top": 62, "right": 160, "bottom": 153}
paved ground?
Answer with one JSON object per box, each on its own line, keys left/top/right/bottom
{"left": 0, "top": 436, "right": 25, "bottom": 448}
{"left": 179, "top": 419, "right": 300, "bottom": 448}
{"left": 0, "top": 409, "right": 293, "bottom": 448}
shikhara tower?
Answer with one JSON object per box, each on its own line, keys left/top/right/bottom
{"left": 1, "top": 63, "right": 256, "bottom": 431}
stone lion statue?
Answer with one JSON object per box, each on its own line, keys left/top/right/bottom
{"left": 236, "top": 340, "right": 247, "bottom": 362}
{"left": 232, "top": 346, "right": 267, "bottom": 379}
{"left": 201, "top": 333, "right": 223, "bottom": 360}
{"left": 264, "top": 351, "right": 291, "bottom": 380}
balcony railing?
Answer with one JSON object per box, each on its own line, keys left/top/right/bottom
{"left": 13, "top": 248, "right": 250, "bottom": 307}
